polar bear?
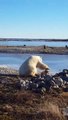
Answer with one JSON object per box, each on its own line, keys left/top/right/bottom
{"left": 19, "top": 55, "right": 49, "bottom": 76}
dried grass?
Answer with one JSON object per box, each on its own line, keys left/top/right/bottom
{"left": 38, "top": 102, "right": 64, "bottom": 119}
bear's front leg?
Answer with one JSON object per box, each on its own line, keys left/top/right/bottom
{"left": 37, "top": 62, "right": 49, "bottom": 70}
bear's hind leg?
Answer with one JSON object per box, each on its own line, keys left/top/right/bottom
{"left": 30, "top": 68, "right": 37, "bottom": 76}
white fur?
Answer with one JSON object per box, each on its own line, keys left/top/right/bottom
{"left": 19, "top": 55, "right": 49, "bottom": 76}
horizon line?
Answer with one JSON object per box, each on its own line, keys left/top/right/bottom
{"left": 0, "top": 38, "right": 68, "bottom": 40}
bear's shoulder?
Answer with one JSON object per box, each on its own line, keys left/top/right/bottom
{"left": 30, "top": 55, "right": 41, "bottom": 59}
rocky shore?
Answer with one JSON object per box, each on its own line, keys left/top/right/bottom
{"left": 0, "top": 67, "right": 68, "bottom": 120}
{"left": 0, "top": 46, "right": 68, "bottom": 54}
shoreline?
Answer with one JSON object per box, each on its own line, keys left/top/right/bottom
{"left": 0, "top": 46, "right": 68, "bottom": 55}
{"left": 0, "top": 38, "right": 68, "bottom": 41}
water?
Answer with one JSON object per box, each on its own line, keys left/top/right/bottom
{"left": 0, "top": 53, "right": 68, "bottom": 73}
{"left": 0, "top": 40, "right": 68, "bottom": 47}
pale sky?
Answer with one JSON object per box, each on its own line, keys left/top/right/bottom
{"left": 0, "top": 0, "right": 68, "bottom": 39}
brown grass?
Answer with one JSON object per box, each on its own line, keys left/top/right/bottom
{"left": 0, "top": 75, "right": 68, "bottom": 120}
{"left": 39, "top": 102, "right": 63, "bottom": 119}
{"left": 61, "top": 92, "right": 68, "bottom": 97}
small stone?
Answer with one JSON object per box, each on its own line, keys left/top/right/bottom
{"left": 41, "top": 87, "right": 46, "bottom": 93}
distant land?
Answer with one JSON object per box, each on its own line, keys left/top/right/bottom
{"left": 0, "top": 46, "right": 68, "bottom": 54}
{"left": 0, "top": 38, "right": 68, "bottom": 41}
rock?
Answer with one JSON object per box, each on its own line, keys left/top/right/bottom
{"left": 52, "top": 77, "right": 63, "bottom": 87}
{"left": 20, "top": 79, "right": 29, "bottom": 89}
{"left": 41, "top": 87, "right": 46, "bottom": 93}
{"left": 44, "top": 75, "right": 52, "bottom": 81}
{"left": 63, "top": 69, "right": 68, "bottom": 74}
{"left": 17, "top": 69, "right": 68, "bottom": 93}
{"left": 0, "top": 68, "right": 68, "bottom": 96}
{"left": 53, "top": 69, "right": 68, "bottom": 83}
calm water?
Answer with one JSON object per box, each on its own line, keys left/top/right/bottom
{"left": 0, "top": 41, "right": 68, "bottom": 47}
{"left": 0, "top": 53, "right": 68, "bottom": 73}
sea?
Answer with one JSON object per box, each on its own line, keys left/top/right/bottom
{"left": 0, "top": 40, "right": 68, "bottom": 47}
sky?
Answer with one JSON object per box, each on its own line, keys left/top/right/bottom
{"left": 0, "top": 0, "right": 68, "bottom": 39}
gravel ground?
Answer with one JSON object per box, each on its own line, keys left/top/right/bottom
{"left": 0, "top": 67, "right": 19, "bottom": 75}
